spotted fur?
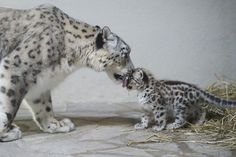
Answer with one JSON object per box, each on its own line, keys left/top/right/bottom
{"left": 123, "top": 68, "right": 236, "bottom": 131}
{"left": 0, "top": 4, "right": 134, "bottom": 142}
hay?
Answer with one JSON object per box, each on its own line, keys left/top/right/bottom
{"left": 128, "top": 78, "right": 236, "bottom": 150}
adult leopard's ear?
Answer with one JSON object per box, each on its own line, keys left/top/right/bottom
{"left": 102, "top": 26, "right": 112, "bottom": 41}
{"left": 96, "top": 26, "right": 111, "bottom": 49}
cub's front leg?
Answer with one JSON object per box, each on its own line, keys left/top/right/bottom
{"left": 134, "top": 114, "right": 152, "bottom": 130}
{"left": 25, "top": 91, "right": 75, "bottom": 133}
{"left": 152, "top": 103, "right": 167, "bottom": 132}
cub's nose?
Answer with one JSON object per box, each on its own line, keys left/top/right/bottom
{"left": 127, "top": 86, "right": 132, "bottom": 90}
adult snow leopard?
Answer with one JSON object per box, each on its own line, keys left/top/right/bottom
{"left": 0, "top": 4, "right": 134, "bottom": 141}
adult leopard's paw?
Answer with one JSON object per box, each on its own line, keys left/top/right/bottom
{"left": 0, "top": 124, "right": 22, "bottom": 142}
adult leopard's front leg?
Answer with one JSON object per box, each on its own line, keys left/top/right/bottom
{"left": 25, "top": 91, "right": 75, "bottom": 133}
{"left": 0, "top": 63, "right": 27, "bottom": 142}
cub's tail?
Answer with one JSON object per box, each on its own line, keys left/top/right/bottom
{"left": 199, "top": 90, "right": 236, "bottom": 108}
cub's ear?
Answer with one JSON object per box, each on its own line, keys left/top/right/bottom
{"left": 102, "top": 26, "right": 112, "bottom": 41}
{"left": 142, "top": 71, "right": 149, "bottom": 84}
{"left": 137, "top": 69, "right": 149, "bottom": 84}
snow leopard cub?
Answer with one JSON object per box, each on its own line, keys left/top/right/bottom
{"left": 122, "top": 68, "right": 236, "bottom": 131}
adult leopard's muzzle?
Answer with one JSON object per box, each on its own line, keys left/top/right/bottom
{"left": 124, "top": 55, "right": 134, "bottom": 70}
{"left": 114, "top": 56, "right": 134, "bottom": 78}
{"left": 107, "top": 55, "right": 134, "bottom": 83}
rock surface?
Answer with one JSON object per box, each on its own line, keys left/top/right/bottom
{"left": 1, "top": 102, "right": 235, "bottom": 157}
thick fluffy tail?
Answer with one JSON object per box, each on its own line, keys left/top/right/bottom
{"left": 199, "top": 89, "right": 236, "bottom": 108}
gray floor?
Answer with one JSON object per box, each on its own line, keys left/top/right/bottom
{"left": 0, "top": 102, "right": 235, "bottom": 157}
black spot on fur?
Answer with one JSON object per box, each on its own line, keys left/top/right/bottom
{"left": 215, "top": 98, "right": 221, "bottom": 103}
{"left": 4, "top": 60, "right": 10, "bottom": 64}
{"left": 189, "top": 93, "right": 193, "bottom": 99}
{"left": 175, "top": 92, "right": 179, "bottom": 96}
{"left": 33, "top": 99, "right": 41, "bottom": 104}
{"left": 19, "top": 88, "right": 26, "bottom": 95}
{"left": 28, "top": 49, "right": 35, "bottom": 59}
{"left": 85, "top": 34, "right": 94, "bottom": 39}
{"left": 11, "top": 99, "right": 16, "bottom": 107}
{"left": 84, "top": 23, "right": 89, "bottom": 28}
{"left": 159, "top": 120, "right": 164, "bottom": 125}
{"left": 65, "top": 30, "right": 72, "bottom": 35}
{"left": 40, "top": 14, "right": 46, "bottom": 19}
{"left": 13, "top": 55, "right": 22, "bottom": 67}
{"left": 73, "top": 34, "right": 81, "bottom": 39}
{"left": 73, "top": 25, "right": 78, "bottom": 29}
{"left": 159, "top": 112, "right": 164, "bottom": 117}
{"left": 222, "top": 100, "right": 227, "bottom": 105}
{"left": 46, "top": 41, "right": 50, "bottom": 45}
{"left": 15, "top": 47, "right": 21, "bottom": 51}
{"left": 11, "top": 75, "right": 20, "bottom": 84}
{"left": 45, "top": 106, "right": 51, "bottom": 112}
{"left": 1, "top": 86, "right": 6, "bottom": 93}
{"left": 5, "top": 112, "right": 12, "bottom": 121}
{"left": 196, "top": 92, "right": 200, "bottom": 97}
{"left": 3, "top": 65, "right": 9, "bottom": 70}
{"left": 82, "top": 29, "right": 87, "bottom": 33}
{"left": 7, "top": 89, "right": 15, "bottom": 97}
{"left": 37, "top": 61, "right": 43, "bottom": 65}
{"left": 209, "top": 95, "right": 215, "bottom": 100}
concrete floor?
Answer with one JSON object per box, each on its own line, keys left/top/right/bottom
{"left": 0, "top": 102, "right": 235, "bottom": 157}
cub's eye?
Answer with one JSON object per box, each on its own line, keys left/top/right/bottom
{"left": 121, "top": 47, "right": 126, "bottom": 51}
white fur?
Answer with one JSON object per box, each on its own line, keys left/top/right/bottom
{"left": 137, "top": 92, "right": 153, "bottom": 113}
{"left": 25, "top": 59, "right": 81, "bottom": 100}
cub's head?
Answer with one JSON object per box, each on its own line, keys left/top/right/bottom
{"left": 122, "top": 68, "right": 149, "bottom": 90}
{"left": 92, "top": 26, "right": 134, "bottom": 83}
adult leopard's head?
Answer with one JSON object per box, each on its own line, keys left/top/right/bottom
{"left": 91, "top": 26, "right": 134, "bottom": 83}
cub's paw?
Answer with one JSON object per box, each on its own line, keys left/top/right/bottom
{"left": 134, "top": 123, "right": 147, "bottom": 130}
{"left": 0, "top": 124, "right": 22, "bottom": 142}
{"left": 166, "top": 123, "right": 183, "bottom": 130}
{"left": 45, "top": 118, "right": 75, "bottom": 133}
{"left": 152, "top": 125, "right": 165, "bottom": 132}
{"left": 166, "top": 123, "right": 175, "bottom": 130}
